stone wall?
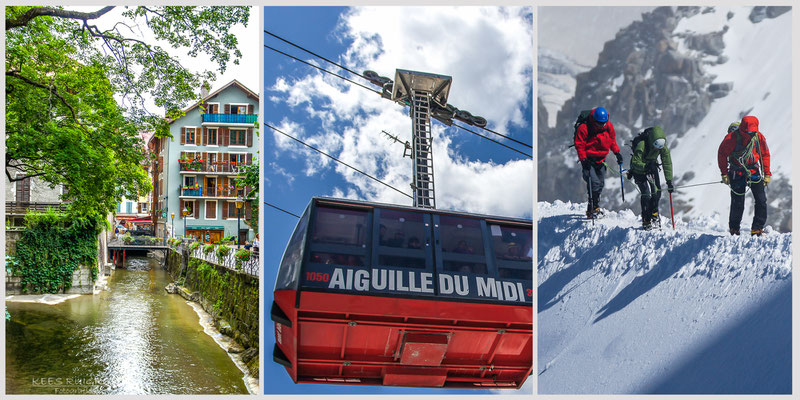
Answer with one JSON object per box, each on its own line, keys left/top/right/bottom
{"left": 6, "top": 265, "right": 97, "bottom": 295}
{"left": 166, "top": 248, "right": 259, "bottom": 377}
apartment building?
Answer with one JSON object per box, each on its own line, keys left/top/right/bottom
{"left": 150, "top": 80, "right": 258, "bottom": 243}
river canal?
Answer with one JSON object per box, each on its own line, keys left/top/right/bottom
{"left": 5, "top": 256, "right": 248, "bottom": 394}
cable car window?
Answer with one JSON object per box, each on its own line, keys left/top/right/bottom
{"left": 310, "top": 252, "right": 365, "bottom": 267}
{"left": 276, "top": 207, "right": 311, "bottom": 291}
{"left": 378, "top": 209, "right": 424, "bottom": 249}
{"left": 489, "top": 225, "right": 532, "bottom": 262}
{"left": 440, "top": 216, "right": 485, "bottom": 256}
{"left": 312, "top": 207, "right": 368, "bottom": 246}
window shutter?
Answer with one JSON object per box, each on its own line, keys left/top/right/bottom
{"left": 222, "top": 201, "right": 229, "bottom": 219}
{"left": 194, "top": 202, "right": 199, "bottom": 219}
{"left": 159, "top": 156, "right": 163, "bottom": 172}
{"left": 246, "top": 128, "right": 253, "bottom": 147}
{"left": 203, "top": 127, "right": 208, "bottom": 146}
{"left": 224, "top": 128, "right": 230, "bottom": 146}
{"left": 246, "top": 153, "right": 252, "bottom": 164}
{"left": 137, "top": 203, "right": 142, "bottom": 213}
{"left": 181, "top": 127, "right": 186, "bottom": 144}
{"left": 245, "top": 202, "right": 252, "bottom": 221}
{"left": 247, "top": 104, "right": 254, "bottom": 114}
{"left": 224, "top": 104, "right": 231, "bottom": 114}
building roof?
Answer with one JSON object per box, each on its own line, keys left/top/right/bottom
{"left": 167, "top": 79, "right": 258, "bottom": 124}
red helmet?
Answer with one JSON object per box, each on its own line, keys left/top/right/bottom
{"left": 740, "top": 116, "right": 759, "bottom": 134}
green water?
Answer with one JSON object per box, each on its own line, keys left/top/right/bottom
{"left": 5, "top": 257, "right": 248, "bottom": 394}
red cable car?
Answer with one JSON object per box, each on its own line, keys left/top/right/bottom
{"left": 271, "top": 197, "right": 532, "bottom": 388}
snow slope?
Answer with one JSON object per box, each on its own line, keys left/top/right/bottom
{"left": 537, "top": 201, "right": 791, "bottom": 394}
{"left": 652, "top": 7, "right": 792, "bottom": 227}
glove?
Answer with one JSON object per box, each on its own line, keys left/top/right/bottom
{"left": 666, "top": 180, "right": 674, "bottom": 193}
{"left": 764, "top": 175, "right": 771, "bottom": 185}
{"left": 626, "top": 171, "right": 633, "bottom": 180}
{"left": 614, "top": 152, "right": 623, "bottom": 165}
{"left": 721, "top": 175, "right": 730, "bottom": 185}
{"left": 580, "top": 159, "right": 591, "bottom": 168}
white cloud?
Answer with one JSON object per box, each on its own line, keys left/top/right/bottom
{"left": 267, "top": 6, "right": 533, "bottom": 218}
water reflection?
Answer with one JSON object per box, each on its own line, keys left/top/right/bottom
{"left": 6, "top": 256, "right": 247, "bottom": 394}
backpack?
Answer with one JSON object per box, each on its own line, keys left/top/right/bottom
{"left": 630, "top": 128, "right": 651, "bottom": 152}
{"left": 567, "top": 109, "right": 593, "bottom": 148}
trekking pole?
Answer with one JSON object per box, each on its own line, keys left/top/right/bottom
{"left": 587, "top": 178, "right": 594, "bottom": 226}
{"left": 669, "top": 192, "right": 675, "bottom": 230}
{"left": 619, "top": 164, "right": 625, "bottom": 203}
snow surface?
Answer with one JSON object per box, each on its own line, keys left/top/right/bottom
{"left": 666, "top": 7, "right": 792, "bottom": 225}
{"left": 537, "top": 201, "right": 791, "bottom": 394}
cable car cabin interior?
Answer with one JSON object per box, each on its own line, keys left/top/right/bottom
{"left": 272, "top": 197, "right": 532, "bottom": 389}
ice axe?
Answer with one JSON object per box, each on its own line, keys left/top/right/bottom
{"left": 619, "top": 164, "right": 625, "bottom": 203}
{"left": 669, "top": 192, "right": 675, "bottom": 230}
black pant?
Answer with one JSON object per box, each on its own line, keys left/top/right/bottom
{"left": 729, "top": 174, "right": 768, "bottom": 231}
{"left": 635, "top": 172, "right": 662, "bottom": 221}
{"left": 582, "top": 160, "right": 606, "bottom": 209}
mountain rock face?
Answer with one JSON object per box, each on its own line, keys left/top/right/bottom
{"left": 538, "top": 6, "right": 792, "bottom": 231}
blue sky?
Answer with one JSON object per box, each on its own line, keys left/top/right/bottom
{"left": 262, "top": 6, "right": 533, "bottom": 395}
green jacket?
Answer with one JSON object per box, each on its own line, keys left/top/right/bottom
{"left": 630, "top": 126, "right": 673, "bottom": 181}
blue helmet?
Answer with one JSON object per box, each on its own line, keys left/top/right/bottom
{"left": 593, "top": 107, "right": 609, "bottom": 123}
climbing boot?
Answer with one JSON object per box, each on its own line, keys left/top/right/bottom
{"left": 729, "top": 228, "right": 740, "bottom": 236}
{"left": 651, "top": 212, "right": 660, "bottom": 228}
{"left": 642, "top": 218, "right": 652, "bottom": 230}
{"left": 751, "top": 229, "right": 763, "bottom": 237}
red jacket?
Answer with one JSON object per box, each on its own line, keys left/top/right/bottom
{"left": 574, "top": 120, "right": 620, "bottom": 162}
{"left": 717, "top": 128, "right": 771, "bottom": 177}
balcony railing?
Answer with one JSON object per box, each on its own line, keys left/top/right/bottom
{"left": 179, "top": 185, "right": 250, "bottom": 198}
{"left": 202, "top": 113, "right": 258, "bottom": 124}
{"left": 179, "top": 160, "right": 249, "bottom": 174}
{"left": 6, "top": 201, "right": 69, "bottom": 215}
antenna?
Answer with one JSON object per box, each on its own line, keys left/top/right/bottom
{"left": 381, "top": 130, "right": 412, "bottom": 158}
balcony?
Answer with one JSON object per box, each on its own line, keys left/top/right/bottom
{"left": 179, "top": 185, "right": 251, "bottom": 199}
{"left": 202, "top": 113, "right": 258, "bottom": 124}
{"left": 179, "top": 160, "right": 250, "bottom": 174}
{"left": 6, "top": 201, "right": 69, "bottom": 216}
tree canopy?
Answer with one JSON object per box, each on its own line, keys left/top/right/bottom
{"left": 5, "top": 6, "right": 250, "bottom": 218}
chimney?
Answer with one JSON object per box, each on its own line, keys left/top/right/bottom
{"left": 201, "top": 86, "right": 209, "bottom": 99}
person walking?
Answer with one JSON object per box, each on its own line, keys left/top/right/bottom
{"left": 574, "top": 106, "right": 623, "bottom": 218}
{"left": 717, "top": 116, "right": 771, "bottom": 236}
{"left": 626, "top": 126, "right": 674, "bottom": 229}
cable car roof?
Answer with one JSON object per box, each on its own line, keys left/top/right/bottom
{"left": 310, "top": 196, "right": 531, "bottom": 226}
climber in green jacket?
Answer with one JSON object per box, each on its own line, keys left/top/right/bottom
{"left": 626, "top": 126, "right": 674, "bottom": 229}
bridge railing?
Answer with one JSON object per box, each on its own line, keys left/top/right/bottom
{"left": 189, "top": 245, "right": 259, "bottom": 278}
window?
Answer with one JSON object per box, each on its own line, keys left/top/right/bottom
{"left": 184, "top": 176, "right": 196, "bottom": 187}
{"left": 230, "top": 153, "right": 246, "bottom": 165}
{"left": 312, "top": 207, "right": 368, "bottom": 245}
{"left": 230, "top": 129, "right": 247, "bottom": 146}
{"left": 207, "top": 103, "right": 219, "bottom": 114}
{"left": 206, "top": 200, "right": 217, "bottom": 219}
{"left": 277, "top": 207, "right": 310, "bottom": 291}
{"left": 207, "top": 128, "right": 218, "bottom": 145}
{"left": 227, "top": 202, "right": 244, "bottom": 219}
{"left": 231, "top": 104, "right": 247, "bottom": 114}
{"left": 185, "top": 127, "right": 197, "bottom": 145}
{"left": 140, "top": 202, "right": 149, "bottom": 213}
{"left": 309, "top": 206, "right": 369, "bottom": 268}
{"left": 490, "top": 224, "right": 532, "bottom": 281}
{"left": 183, "top": 200, "right": 195, "bottom": 218}
{"left": 439, "top": 215, "right": 488, "bottom": 275}
{"left": 126, "top": 202, "right": 133, "bottom": 214}
{"left": 376, "top": 209, "right": 427, "bottom": 269}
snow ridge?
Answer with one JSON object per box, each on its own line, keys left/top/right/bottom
{"left": 537, "top": 200, "right": 791, "bottom": 394}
